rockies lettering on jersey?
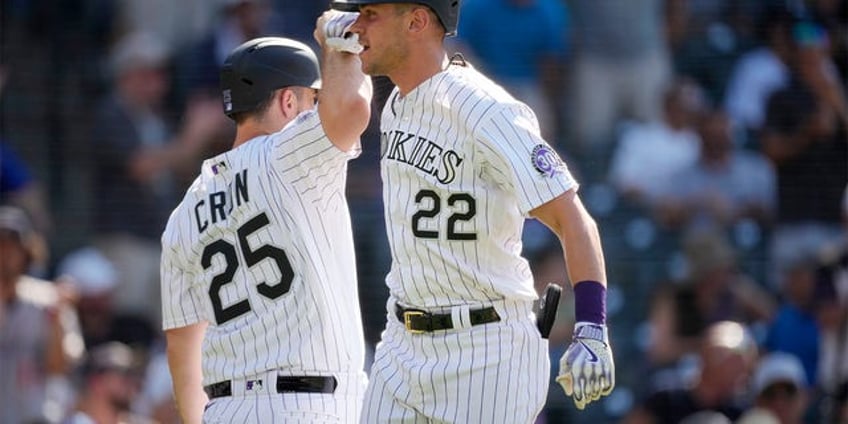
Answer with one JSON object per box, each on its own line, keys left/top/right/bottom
{"left": 193, "top": 169, "right": 250, "bottom": 233}
{"left": 380, "top": 130, "right": 463, "bottom": 184}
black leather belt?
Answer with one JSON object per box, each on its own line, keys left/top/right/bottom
{"left": 204, "top": 376, "right": 337, "bottom": 399}
{"left": 395, "top": 304, "right": 501, "bottom": 333}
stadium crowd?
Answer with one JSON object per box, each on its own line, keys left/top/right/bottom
{"left": 1, "top": 0, "right": 846, "bottom": 422}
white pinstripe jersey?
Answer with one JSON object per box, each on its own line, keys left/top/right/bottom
{"left": 161, "top": 110, "right": 365, "bottom": 386}
{"left": 380, "top": 63, "right": 578, "bottom": 308}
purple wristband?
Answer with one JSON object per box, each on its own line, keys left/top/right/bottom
{"left": 574, "top": 280, "right": 606, "bottom": 324}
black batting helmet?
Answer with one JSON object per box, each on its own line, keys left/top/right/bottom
{"left": 331, "top": 0, "right": 460, "bottom": 37}
{"left": 220, "top": 37, "right": 321, "bottom": 118}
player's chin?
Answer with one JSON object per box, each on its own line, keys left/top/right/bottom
{"left": 360, "top": 54, "right": 379, "bottom": 74}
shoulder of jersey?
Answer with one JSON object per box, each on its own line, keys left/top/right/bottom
{"left": 442, "top": 64, "right": 520, "bottom": 119}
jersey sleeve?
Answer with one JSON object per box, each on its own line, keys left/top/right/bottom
{"left": 160, "top": 210, "right": 204, "bottom": 330}
{"left": 476, "top": 102, "right": 577, "bottom": 216}
{"left": 268, "top": 109, "right": 361, "bottom": 199}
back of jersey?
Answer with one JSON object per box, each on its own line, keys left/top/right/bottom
{"left": 161, "top": 110, "right": 365, "bottom": 385}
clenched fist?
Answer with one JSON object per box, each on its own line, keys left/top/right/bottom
{"left": 315, "top": 10, "right": 362, "bottom": 54}
{"left": 556, "top": 322, "right": 615, "bottom": 410}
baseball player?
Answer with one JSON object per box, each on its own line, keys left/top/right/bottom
{"left": 329, "top": 1, "right": 615, "bottom": 422}
{"left": 161, "top": 14, "right": 372, "bottom": 423}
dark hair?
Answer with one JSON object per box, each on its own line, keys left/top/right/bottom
{"left": 230, "top": 89, "right": 279, "bottom": 125}
{"left": 230, "top": 86, "right": 314, "bottom": 125}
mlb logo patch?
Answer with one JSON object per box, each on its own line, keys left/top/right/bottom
{"left": 211, "top": 161, "right": 228, "bottom": 175}
{"left": 246, "top": 379, "right": 263, "bottom": 392}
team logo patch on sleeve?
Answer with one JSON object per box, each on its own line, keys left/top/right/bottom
{"left": 531, "top": 144, "right": 565, "bottom": 177}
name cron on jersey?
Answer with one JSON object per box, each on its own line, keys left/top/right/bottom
{"left": 193, "top": 168, "right": 251, "bottom": 234}
{"left": 380, "top": 130, "right": 463, "bottom": 184}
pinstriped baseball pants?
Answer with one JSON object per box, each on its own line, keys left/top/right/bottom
{"left": 361, "top": 300, "right": 549, "bottom": 423}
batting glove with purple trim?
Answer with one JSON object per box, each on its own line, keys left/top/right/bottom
{"left": 322, "top": 11, "right": 363, "bottom": 54}
{"left": 556, "top": 322, "right": 615, "bottom": 410}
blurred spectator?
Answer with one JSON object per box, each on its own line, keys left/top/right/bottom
{"left": 764, "top": 255, "right": 823, "bottom": 386}
{"left": 625, "top": 320, "right": 758, "bottom": 424}
{"left": 805, "top": 0, "right": 848, "bottom": 79}
{"left": 834, "top": 382, "right": 848, "bottom": 424}
{"left": 726, "top": 5, "right": 848, "bottom": 144}
{"left": 56, "top": 247, "right": 156, "bottom": 351}
{"left": 814, "top": 183, "right": 848, "bottom": 422}
{"left": 90, "top": 31, "right": 228, "bottom": 328}
{"left": 669, "top": 0, "right": 761, "bottom": 105}
{"left": 0, "top": 142, "right": 52, "bottom": 236}
{"left": 0, "top": 206, "right": 85, "bottom": 423}
{"left": 63, "top": 341, "right": 152, "bottom": 424}
{"left": 0, "top": 64, "right": 53, "bottom": 236}
{"left": 678, "top": 410, "right": 732, "bottom": 424}
{"left": 56, "top": 247, "right": 118, "bottom": 348}
{"left": 269, "top": 0, "right": 327, "bottom": 43}
{"left": 647, "top": 231, "right": 775, "bottom": 367}
{"left": 454, "top": 0, "right": 570, "bottom": 143}
{"left": 115, "top": 0, "right": 218, "bottom": 54}
{"left": 565, "top": 0, "right": 672, "bottom": 164}
{"left": 759, "top": 15, "right": 848, "bottom": 290}
{"left": 653, "top": 108, "right": 776, "bottom": 233}
{"left": 172, "top": 0, "right": 275, "bottom": 108}
{"left": 723, "top": 6, "right": 798, "bottom": 137}
{"left": 737, "top": 352, "right": 809, "bottom": 424}
{"left": 607, "top": 77, "right": 706, "bottom": 207}
{"left": 132, "top": 343, "right": 179, "bottom": 424}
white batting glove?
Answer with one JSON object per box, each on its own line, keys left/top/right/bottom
{"left": 556, "top": 322, "right": 615, "bottom": 410}
{"left": 322, "top": 11, "right": 363, "bottom": 54}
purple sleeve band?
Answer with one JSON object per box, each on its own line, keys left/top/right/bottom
{"left": 574, "top": 280, "right": 606, "bottom": 324}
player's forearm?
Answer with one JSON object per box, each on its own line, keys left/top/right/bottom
{"left": 165, "top": 324, "right": 208, "bottom": 424}
{"left": 559, "top": 203, "right": 606, "bottom": 286}
{"left": 318, "top": 50, "right": 373, "bottom": 149}
{"left": 562, "top": 227, "right": 606, "bottom": 286}
{"left": 531, "top": 191, "right": 606, "bottom": 284}
{"left": 171, "top": 379, "right": 206, "bottom": 424}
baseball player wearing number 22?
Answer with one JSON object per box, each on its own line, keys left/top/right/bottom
{"left": 159, "top": 14, "right": 373, "bottom": 424}
{"left": 331, "top": 1, "right": 615, "bottom": 423}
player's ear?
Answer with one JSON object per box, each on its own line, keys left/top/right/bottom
{"left": 279, "top": 88, "right": 298, "bottom": 119}
{"left": 407, "top": 7, "right": 430, "bottom": 34}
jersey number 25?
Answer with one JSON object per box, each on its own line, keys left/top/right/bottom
{"left": 201, "top": 212, "right": 294, "bottom": 325}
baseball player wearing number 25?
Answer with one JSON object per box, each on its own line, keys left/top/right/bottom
{"left": 160, "top": 14, "right": 372, "bottom": 424}
{"left": 331, "top": 0, "right": 615, "bottom": 422}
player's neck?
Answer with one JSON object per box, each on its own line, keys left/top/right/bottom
{"left": 391, "top": 48, "right": 449, "bottom": 97}
{"left": 232, "top": 115, "right": 289, "bottom": 148}
{"left": 233, "top": 127, "right": 273, "bottom": 149}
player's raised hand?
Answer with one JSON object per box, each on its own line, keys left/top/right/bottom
{"left": 315, "top": 10, "right": 362, "bottom": 54}
{"left": 556, "top": 322, "right": 615, "bottom": 410}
